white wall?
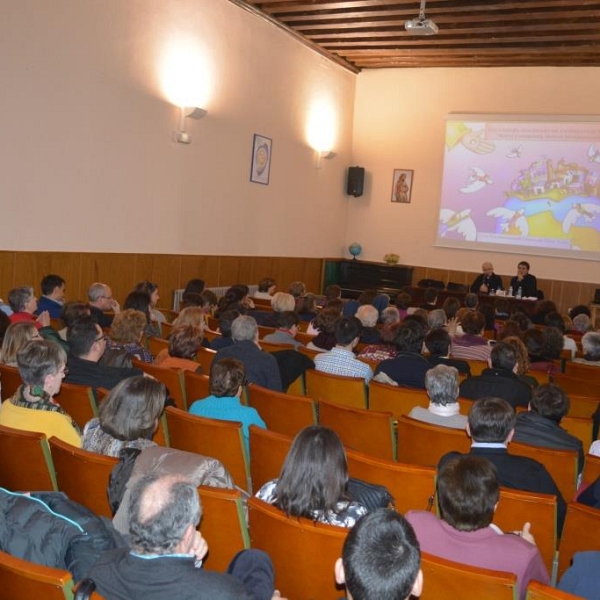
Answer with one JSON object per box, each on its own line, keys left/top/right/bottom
{"left": 350, "top": 67, "right": 600, "bottom": 284}
{"left": 0, "top": 0, "right": 356, "bottom": 256}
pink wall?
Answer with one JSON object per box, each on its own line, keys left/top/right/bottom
{"left": 0, "top": 1, "right": 355, "bottom": 257}
{"left": 350, "top": 67, "right": 600, "bottom": 284}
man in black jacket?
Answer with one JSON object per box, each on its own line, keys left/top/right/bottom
{"left": 439, "top": 397, "right": 566, "bottom": 535}
{"left": 460, "top": 341, "right": 531, "bottom": 409}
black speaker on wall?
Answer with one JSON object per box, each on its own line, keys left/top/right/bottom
{"left": 346, "top": 166, "right": 365, "bottom": 197}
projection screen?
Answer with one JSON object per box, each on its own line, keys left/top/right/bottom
{"left": 436, "top": 114, "right": 600, "bottom": 260}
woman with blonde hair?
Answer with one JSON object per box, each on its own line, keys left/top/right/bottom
{"left": 0, "top": 322, "right": 41, "bottom": 366}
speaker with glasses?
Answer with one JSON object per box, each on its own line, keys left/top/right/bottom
{"left": 346, "top": 166, "right": 365, "bottom": 197}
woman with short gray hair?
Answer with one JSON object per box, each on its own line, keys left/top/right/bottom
{"left": 575, "top": 331, "right": 600, "bottom": 365}
{"left": 408, "top": 364, "right": 467, "bottom": 429}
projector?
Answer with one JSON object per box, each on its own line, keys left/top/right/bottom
{"left": 405, "top": 18, "right": 439, "bottom": 35}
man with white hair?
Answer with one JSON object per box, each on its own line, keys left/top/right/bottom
{"left": 355, "top": 304, "right": 380, "bottom": 344}
{"left": 470, "top": 261, "right": 503, "bottom": 295}
{"left": 88, "top": 282, "right": 120, "bottom": 328}
{"left": 89, "top": 473, "right": 282, "bottom": 599}
{"left": 214, "top": 315, "right": 282, "bottom": 391}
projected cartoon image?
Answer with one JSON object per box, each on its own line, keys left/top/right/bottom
{"left": 438, "top": 119, "right": 600, "bottom": 257}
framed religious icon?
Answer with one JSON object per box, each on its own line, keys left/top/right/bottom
{"left": 250, "top": 134, "right": 272, "bottom": 185}
{"left": 391, "top": 169, "right": 413, "bottom": 203}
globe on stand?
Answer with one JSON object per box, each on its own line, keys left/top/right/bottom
{"left": 348, "top": 243, "right": 362, "bottom": 260}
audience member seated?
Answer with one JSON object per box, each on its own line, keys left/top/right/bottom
{"left": 343, "top": 289, "right": 377, "bottom": 318}
{"left": 254, "top": 277, "right": 276, "bottom": 300}
{"left": 154, "top": 325, "right": 204, "bottom": 373}
{"left": 407, "top": 455, "right": 548, "bottom": 600}
{"left": 395, "top": 292, "right": 412, "bottom": 320}
{"left": 470, "top": 261, "right": 504, "bottom": 295}
{"left": 261, "top": 291, "right": 296, "bottom": 328}
{"left": 501, "top": 336, "right": 538, "bottom": 390}
{"left": 199, "top": 289, "right": 218, "bottom": 316}
{"left": 89, "top": 473, "right": 278, "bottom": 600}
{"left": 372, "top": 293, "right": 390, "bottom": 320}
{"left": 162, "top": 306, "right": 211, "bottom": 351}
{"left": 0, "top": 322, "right": 41, "bottom": 366}
{"left": 356, "top": 305, "right": 381, "bottom": 344}
{"left": 0, "top": 339, "right": 80, "bottom": 446}
{"left": 574, "top": 331, "right": 600, "bottom": 365}
{"left": 335, "top": 509, "right": 423, "bottom": 600}
{"left": 124, "top": 291, "right": 160, "bottom": 339}
{"left": 419, "top": 287, "right": 438, "bottom": 311}
{"left": 287, "top": 281, "right": 306, "bottom": 298}
{"left": 442, "top": 296, "right": 461, "bottom": 321}
{"left": 408, "top": 365, "right": 467, "bottom": 429}
{"left": 569, "top": 304, "right": 591, "bottom": 320}
{"left": 522, "top": 328, "right": 558, "bottom": 376}
{"left": 87, "top": 281, "right": 120, "bottom": 328}
{"left": 359, "top": 322, "right": 399, "bottom": 362}
{"left": 7, "top": 286, "right": 48, "bottom": 329}
{"left": 255, "top": 425, "right": 367, "bottom": 527}
{"left": 513, "top": 383, "right": 584, "bottom": 473}
{"left": 133, "top": 280, "right": 165, "bottom": 325}
{"left": 440, "top": 397, "right": 566, "bottom": 534}
{"left": 83, "top": 376, "right": 166, "bottom": 456}
{"left": 494, "top": 297, "right": 510, "bottom": 320}
{"left": 545, "top": 311, "right": 578, "bottom": 358}
{"left": 558, "top": 551, "right": 600, "bottom": 600}
{"left": 183, "top": 278, "right": 205, "bottom": 297}
{"left": 425, "top": 329, "right": 470, "bottom": 375}
{"left": 295, "top": 294, "right": 318, "bottom": 323}
{"left": 572, "top": 313, "right": 592, "bottom": 334}
{"left": 263, "top": 311, "right": 303, "bottom": 349}
{"left": 306, "top": 308, "right": 339, "bottom": 351}
{"left": 189, "top": 358, "right": 266, "bottom": 451}
{"left": 460, "top": 341, "right": 532, "bottom": 409}
{"left": 36, "top": 274, "right": 66, "bottom": 319}
{"left": 314, "top": 316, "right": 373, "bottom": 384}
{"left": 66, "top": 316, "right": 142, "bottom": 392}
{"left": 210, "top": 309, "right": 240, "bottom": 351}
{"left": 530, "top": 300, "right": 557, "bottom": 326}
{"left": 509, "top": 260, "right": 538, "bottom": 298}
{"left": 427, "top": 308, "right": 447, "bottom": 331}
{"left": 108, "top": 309, "right": 153, "bottom": 363}
{"left": 381, "top": 305, "right": 400, "bottom": 328}
{"left": 450, "top": 310, "right": 492, "bottom": 362}
{"left": 374, "top": 320, "right": 429, "bottom": 388}
{"left": 214, "top": 285, "right": 249, "bottom": 319}
{"left": 58, "top": 301, "right": 90, "bottom": 342}
{"left": 214, "top": 315, "right": 282, "bottom": 391}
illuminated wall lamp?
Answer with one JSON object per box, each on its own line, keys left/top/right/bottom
{"left": 316, "top": 150, "right": 335, "bottom": 169}
{"left": 174, "top": 106, "right": 207, "bottom": 144}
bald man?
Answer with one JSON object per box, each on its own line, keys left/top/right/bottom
{"left": 470, "top": 262, "right": 503, "bottom": 295}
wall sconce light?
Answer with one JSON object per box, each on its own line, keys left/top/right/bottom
{"left": 316, "top": 150, "right": 336, "bottom": 169}
{"left": 175, "top": 106, "right": 207, "bottom": 144}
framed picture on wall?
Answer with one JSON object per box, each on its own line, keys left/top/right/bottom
{"left": 250, "top": 134, "right": 272, "bottom": 185}
{"left": 391, "top": 169, "right": 413, "bottom": 203}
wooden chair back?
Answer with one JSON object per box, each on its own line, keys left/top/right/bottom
{"left": 96, "top": 387, "right": 168, "bottom": 446}
{"left": 165, "top": 407, "right": 250, "bottom": 492}
{"left": 564, "top": 361, "right": 600, "bottom": 382}
{"left": 195, "top": 347, "right": 217, "bottom": 374}
{"left": 319, "top": 399, "right": 395, "bottom": 460}
{"left": 49, "top": 436, "right": 117, "bottom": 518}
{"left": 494, "top": 487, "right": 557, "bottom": 574}
{"left": 557, "top": 502, "right": 600, "bottom": 579}
{"left": 247, "top": 384, "right": 316, "bottom": 437}
{"left": 54, "top": 382, "right": 98, "bottom": 429}
{"left": 249, "top": 425, "right": 292, "bottom": 491}
{"left": 156, "top": 308, "right": 178, "bottom": 323}
{"left": 49, "top": 317, "right": 65, "bottom": 331}
{"left": 251, "top": 298, "right": 272, "bottom": 309}
{"left": 554, "top": 374, "right": 600, "bottom": 397}
{"left": 561, "top": 415, "right": 592, "bottom": 450}
{"left": 528, "top": 370, "right": 551, "bottom": 385}
{"left": 0, "top": 425, "right": 57, "bottom": 491}
{"left": 248, "top": 497, "right": 347, "bottom": 600}
{"left": 202, "top": 329, "right": 220, "bottom": 343}
{"left": 526, "top": 580, "right": 584, "bottom": 600}
{"left": 183, "top": 370, "right": 211, "bottom": 405}
{"left": 147, "top": 336, "right": 169, "bottom": 358}
{"left": 582, "top": 453, "right": 600, "bottom": 486}
{"left": 420, "top": 552, "right": 517, "bottom": 600}
{"left": 295, "top": 331, "right": 314, "bottom": 345}
{"left": 396, "top": 415, "right": 471, "bottom": 466}
{"left": 305, "top": 369, "right": 367, "bottom": 409}
{"left": 132, "top": 360, "right": 186, "bottom": 410}
{"left": 160, "top": 321, "right": 174, "bottom": 337}
{"left": 257, "top": 325, "right": 276, "bottom": 339}
{"left": 298, "top": 346, "right": 323, "bottom": 362}
{"left": 510, "top": 441, "right": 579, "bottom": 502}
{"left": 566, "top": 395, "right": 600, "bottom": 419}
{"left": 259, "top": 340, "right": 295, "bottom": 353}
{"left": 0, "top": 550, "right": 74, "bottom": 600}
{"left": 462, "top": 360, "right": 490, "bottom": 376}
{"left": 0, "top": 364, "right": 23, "bottom": 401}
{"left": 286, "top": 374, "right": 305, "bottom": 396}
{"left": 197, "top": 485, "right": 250, "bottom": 572}
{"left": 368, "top": 381, "right": 429, "bottom": 419}
{"left": 346, "top": 449, "right": 436, "bottom": 514}
{"left": 206, "top": 316, "right": 219, "bottom": 331}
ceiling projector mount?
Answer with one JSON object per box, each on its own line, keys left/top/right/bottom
{"left": 405, "top": 0, "right": 439, "bottom": 35}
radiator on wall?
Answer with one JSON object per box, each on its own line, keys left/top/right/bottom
{"left": 173, "top": 285, "right": 258, "bottom": 311}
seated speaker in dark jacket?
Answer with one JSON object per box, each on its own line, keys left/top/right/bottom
{"left": 513, "top": 383, "right": 583, "bottom": 473}
{"left": 459, "top": 341, "right": 531, "bottom": 409}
